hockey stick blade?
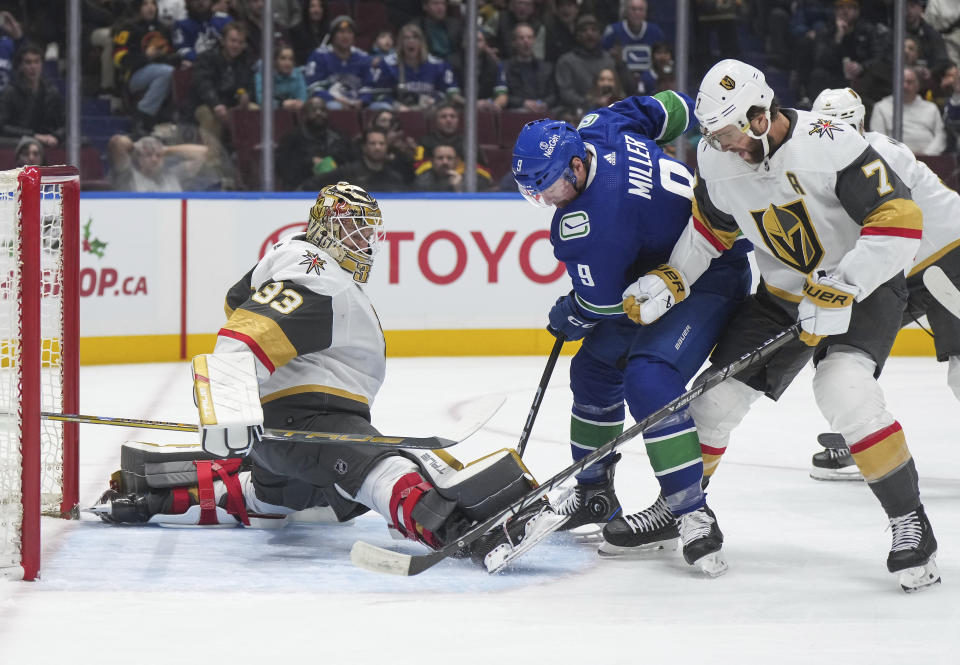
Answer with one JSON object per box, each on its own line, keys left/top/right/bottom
{"left": 923, "top": 266, "right": 960, "bottom": 320}
{"left": 350, "top": 324, "right": 802, "bottom": 576}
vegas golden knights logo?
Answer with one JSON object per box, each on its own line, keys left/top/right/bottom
{"left": 750, "top": 199, "right": 824, "bottom": 273}
{"left": 720, "top": 75, "right": 736, "bottom": 90}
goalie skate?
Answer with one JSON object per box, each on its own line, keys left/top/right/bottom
{"left": 887, "top": 505, "right": 941, "bottom": 593}
{"left": 810, "top": 433, "right": 862, "bottom": 481}
{"left": 470, "top": 499, "right": 567, "bottom": 574}
{"left": 598, "top": 494, "right": 679, "bottom": 557}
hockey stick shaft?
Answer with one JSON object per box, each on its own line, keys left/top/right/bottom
{"left": 923, "top": 265, "right": 960, "bottom": 320}
{"left": 516, "top": 335, "right": 564, "bottom": 457}
{"left": 40, "top": 412, "right": 457, "bottom": 449}
{"left": 351, "top": 323, "right": 802, "bottom": 575}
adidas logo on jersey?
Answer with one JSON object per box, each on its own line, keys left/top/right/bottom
{"left": 604, "top": 152, "right": 616, "bottom": 165}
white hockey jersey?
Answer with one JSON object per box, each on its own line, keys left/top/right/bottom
{"left": 215, "top": 233, "right": 386, "bottom": 414}
{"left": 863, "top": 131, "right": 960, "bottom": 275}
{"left": 671, "top": 109, "right": 923, "bottom": 302}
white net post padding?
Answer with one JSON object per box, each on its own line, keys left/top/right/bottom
{"left": 0, "top": 167, "right": 78, "bottom": 580}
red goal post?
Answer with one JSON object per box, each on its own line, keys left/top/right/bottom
{"left": 0, "top": 166, "right": 79, "bottom": 581}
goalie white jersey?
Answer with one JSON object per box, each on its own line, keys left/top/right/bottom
{"left": 215, "top": 233, "right": 386, "bottom": 417}
{"left": 862, "top": 131, "right": 960, "bottom": 275}
{"left": 675, "top": 109, "right": 923, "bottom": 303}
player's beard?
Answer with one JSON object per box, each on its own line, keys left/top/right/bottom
{"left": 739, "top": 137, "right": 764, "bottom": 164}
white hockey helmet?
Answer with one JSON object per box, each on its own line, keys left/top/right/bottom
{"left": 307, "top": 181, "right": 385, "bottom": 284}
{"left": 811, "top": 87, "right": 866, "bottom": 134}
{"left": 695, "top": 59, "right": 776, "bottom": 153}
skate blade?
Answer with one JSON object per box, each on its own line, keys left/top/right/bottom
{"left": 690, "top": 551, "right": 728, "bottom": 577}
{"left": 569, "top": 526, "right": 603, "bottom": 543}
{"left": 485, "top": 512, "right": 567, "bottom": 574}
{"left": 809, "top": 466, "right": 863, "bottom": 482}
{"left": 597, "top": 537, "right": 679, "bottom": 558}
{"left": 898, "top": 558, "right": 941, "bottom": 593}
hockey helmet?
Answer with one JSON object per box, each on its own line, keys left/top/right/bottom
{"left": 512, "top": 119, "right": 586, "bottom": 207}
{"left": 306, "top": 181, "right": 384, "bottom": 284}
{"left": 695, "top": 59, "right": 775, "bottom": 152}
{"left": 811, "top": 87, "right": 866, "bottom": 134}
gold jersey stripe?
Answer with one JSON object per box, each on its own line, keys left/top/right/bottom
{"left": 762, "top": 282, "right": 803, "bottom": 303}
{"left": 222, "top": 309, "right": 298, "bottom": 370}
{"left": 261, "top": 384, "right": 370, "bottom": 406}
{"left": 691, "top": 198, "right": 741, "bottom": 250}
{"left": 862, "top": 198, "right": 923, "bottom": 234}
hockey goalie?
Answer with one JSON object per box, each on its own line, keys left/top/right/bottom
{"left": 90, "top": 182, "right": 562, "bottom": 573}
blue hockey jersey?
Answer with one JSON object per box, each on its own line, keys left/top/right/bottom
{"left": 363, "top": 53, "right": 459, "bottom": 106}
{"left": 550, "top": 91, "right": 749, "bottom": 320}
{"left": 304, "top": 45, "right": 373, "bottom": 104}
{"left": 601, "top": 20, "right": 666, "bottom": 74}
{"left": 172, "top": 11, "right": 233, "bottom": 61}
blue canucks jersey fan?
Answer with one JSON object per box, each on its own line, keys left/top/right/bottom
{"left": 601, "top": 0, "right": 666, "bottom": 81}
{"left": 173, "top": 0, "right": 233, "bottom": 62}
{"left": 363, "top": 23, "right": 460, "bottom": 109}
{"left": 512, "top": 91, "right": 751, "bottom": 575}
{"left": 304, "top": 15, "right": 373, "bottom": 109}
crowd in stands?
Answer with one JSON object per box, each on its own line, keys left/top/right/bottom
{"left": 0, "top": 0, "right": 958, "bottom": 191}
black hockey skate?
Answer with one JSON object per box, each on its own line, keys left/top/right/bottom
{"left": 887, "top": 504, "right": 941, "bottom": 593}
{"left": 470, "top": 499, "right": 566, "bottom": 573}
{"left": 679, "top": 504, "right": 727, "bottom": 577}
{"left": 555, "top": 455, "right": 621, "bottom": 532}
{"left": 598, "top": 493, "right": 679, "bottom": 557}
{"left": 810, "top": 433, "right": 862, "bottom": 481}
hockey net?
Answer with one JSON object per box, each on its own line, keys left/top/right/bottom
{"left": 0, "top": 167, "right": 79, "bottom": 581}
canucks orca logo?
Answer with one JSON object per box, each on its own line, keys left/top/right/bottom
{"left": 720, "top": 75, "right": 736, "bottom": 90}
{"left": 809, "top": 119, "right": 844, "bottom": 139}
{"left": 750, "top": 199, "right": 824, "bottom": 273}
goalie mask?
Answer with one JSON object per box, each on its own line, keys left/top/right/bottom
{"left": 306, "top": 181, "right": 385, "bottom": 283}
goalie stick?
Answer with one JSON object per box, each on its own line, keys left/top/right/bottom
{"left": 350, "top": 323, "right": 802, "bottom": 576}
{"left": 40, "top": 394, "right": 506, "bottom": 450}
{"left": 923, "top": 265, "right": 960, "bottom": 320}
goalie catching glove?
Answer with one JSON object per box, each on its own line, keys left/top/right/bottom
{"left": 622, "top": 264, "right": 688, "bottom": 324}
{"left": 193, "top": 352, "right": 264, "bottom": 457}
{"left": 797, "top": 271, "right": 859, "bottom": 346}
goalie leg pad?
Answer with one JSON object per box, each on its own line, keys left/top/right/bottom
{"left": 423, "top": 449, "right": 537, "bottom": 522}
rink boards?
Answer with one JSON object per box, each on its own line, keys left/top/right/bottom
{"left": 76, "top": 192, "right": 935, "bottom": 364}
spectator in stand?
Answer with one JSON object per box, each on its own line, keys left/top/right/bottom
{"left": 790, "top": 0, "right": 836, "bottom": 103}
{"left": 157, "top": 0, "right": 187, "bottom": 27}
{"left": 275, "top": 96, "right": 354, "bottom": 191}
{"left": 0, "top": 11, "right": 22, "bottom": 90}
{"left": 415, "top": 142, "right": 493, "bottom": 192}
{"left": 190, "top": 21, "right": 255, "bottom": 145}
{"left": 942, "top": 63, "right": 960, "bottom": 153}
{"left": 365, "top": 23, "right": 460, "bottom": 111}
{"left": 234, "top": 0, "right": 290, "bottom": 57}
{"left": 806, "top": 0, "right": 890, "bottom": 112}
{"left": 555, "top": 14, "right": 617, "bottom": 119}
{"left": 544, "top": 0, "right": 579, "bottom": 63}
{"left": 692, "top": 0, "right": 742, "bottom": 81}
{"left": 450, "top": 28, "right": 508, "bottom": 112}
{"left": 370, "top": 29, "right": 395, "bottom": 68}
{"left": 173, "top": 0, "right": 233, "bottom": 64}
{"left": 415, "top": 0, "right": 463, "bottom": 61}
{"left": 504, "top": 21, "right": 555, "bottom": 114}
{"left": 304, "top": 15, "right": 371, "bottom": 111}
{"left": 486, "top": 0, "right": 545, "bottom": 60}
{"left": 870, "top": 66, "right": 947, "bottom": 156}
{"left": 114, "top": 0, "right": 180, "bottom": 136}
{"left": 585, "top": 67, "right": 625, "bottom": 110}
{"left": 415, "top": 101, "right": 466, "bottom": 165}
{"left": 85, "top": 0, "right": 128, "bottom": 97}
{"left": 925, "top": 0, "right": 960, "bottom": 71}
{"left": 601, "top": 0, "right": 666, "bottom": 89}
{"left": 905, "top": 0, "right": 951, "bottom": 74}
{"left": 14, "top": 136, "right": 44, "bottom": 167}
{"left": 107, "top": 133, "right": 210, "bottom": 191}
{"left": 368, "top": 108, "right": 417, "bottom": 184}
{"left": 289, "top": 0, "right": 327, "bottom": 65}
{"left": 903, "top": 37, "right": 933, "bottom": 95}
{"left": 638, "top": 41, "right": 675, "bottom": 94}
{"left": 312, "top": 128, "right": 408, "bottom": 191}
{"left": 255, "top": 44, "right": 307, "bottom": 113}
{"left": 0, "top": 43, "right": 64, "bottom": 148}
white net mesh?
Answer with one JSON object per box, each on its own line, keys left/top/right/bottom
{"left": 0, "top": 170, "right": 67, "bottom": 572}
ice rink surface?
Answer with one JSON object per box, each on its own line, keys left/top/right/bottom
{"left": 1, "top": 354, "right": 958, "bottom": 664}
